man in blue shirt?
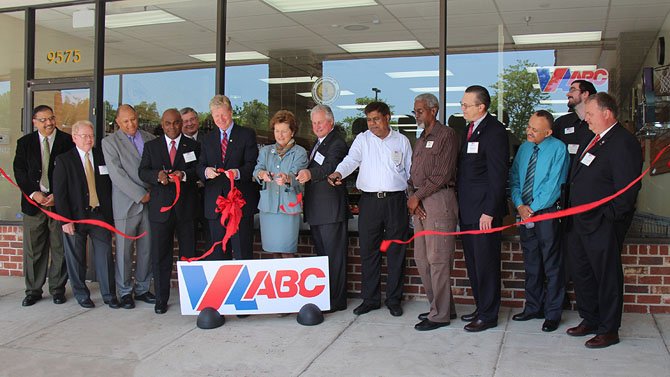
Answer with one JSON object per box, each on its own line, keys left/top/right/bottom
{"left": 509, "top": 110, "right": 569, "bottom": 332}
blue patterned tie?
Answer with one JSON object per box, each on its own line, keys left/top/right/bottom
{"left": 521, "top": 145, "right": 539, "bottom": 205}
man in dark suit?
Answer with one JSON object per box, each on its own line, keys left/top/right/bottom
{"left": 565, "top": 93, "right": 642, "bottom": 349}
{"left": 296, "top": 104, "right": 350, "bottom": 313}
{"left": 552, "top": 80, "right": 597, "bottom": 164}
{"left": 139, "top": 109, "right": 200, "bottom": 314}
{"left": 180, "top": 107, "right": 208, "bottom": 248}
{"left": 456, "top": 85, "right": 510, "bottom": 332}
{"left": 13, "top": 105, "right": 74, "bottom": 307}
{"left": 53, "top": 120, "right": 119, "bottom": 309}
{"left": 197, "top": 95, "right": 259, "bottom": 260}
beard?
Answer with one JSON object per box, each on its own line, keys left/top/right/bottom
{"left": 416, "top": 120, "right": 425, "bottom": 129}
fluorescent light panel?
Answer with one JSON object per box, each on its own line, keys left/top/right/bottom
{"left": 260, "top": 76, "right": 317, "bottom": 84}
{"left": 262, "top": 0, "right": 377, "bottom": 13}
{"left": 106, "top": 10, "right": 184, "bottom": 29}
{"left": 409, "top": 86, "right": 466, "bottom": 93}
{"left": 386, "top": 70, "right": 452, "bottom": 79}
{"left": 339, "top": 40, "right": 424, "bottom": 53}
{"left": 513, "top": 31, "right": 601, "bottom": 45}
{"left": 540, "top": 100, "right": 569, "bottom": 105}
{"left": 190, "top": 51, "right": 269, "bottom": 62}
{"left": 526, "top": 65, "right": 597, "bottom": 73}
{"left": 337, "top": 105, "right": 366, "bottom": 110}
{"left": 297, "top": 90, "right": 354, "bottom": 98}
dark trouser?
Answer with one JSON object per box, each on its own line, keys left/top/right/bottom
{"left": 22, "top": 210, "right": 67, "bottom": 297}
{"left": 519, "top": 208, "right": 564, "bottom": 321}
{"left": 460, "top": 218, "right": 502, "bottom": 323}
{"left": 151, "top": 213, "right": 195, "bottom": 304}
{"left": 207, "top": 214, "right": 254, "bottom": 260}
{"left": 568, "top": 217, "right": 627, "bottom": 335}
{"left": 311, "top": 220, "right": 349, "bottom": 310}
{"left": 62, "top": 211, "right": 115, "bottom": 303}
{"left": 357, "top": 192, "right": 408, "bottom": 306}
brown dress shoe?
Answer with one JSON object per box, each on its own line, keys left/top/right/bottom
{"left": 566, "top": 323, "right": 597, "bottom": 337}
{"left": 464, "top": 319, "right": 497, "bottom": 332}
{"left": 585, "top": 333, "right": 620, "bottom": 349}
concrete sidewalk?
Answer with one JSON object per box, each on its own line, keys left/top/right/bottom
{"left": 1, "top": 276, "right": 669, "bottom": 377}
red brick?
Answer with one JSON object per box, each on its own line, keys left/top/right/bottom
{"left": 659, "top": 245, "right": 669, "bottom": 255}
{"left": 638, "top": 256, "right": 663, "bottom": 265}
{"left": 624, "top": 276, "right": 637, "bottom": 284}
{"left": 621, "top": 256, "right": 637, "bottom": 265}
{"left": 637, "top": 295, "right": 661, "bottom": 304}
{"left": 623, "top": 295, "right": 635, "bottom": 303}
{"left": 0, "top": 255, "right": 8, "bottom": 262}
{"left": 10, "top": 242, "right": 22, "bottom": 248}
{"left": 625, "top": 285, "right": 649, "bottom": 293}
{"left": 650, "top": 267, "right": 670, "bottom": 275}
{"left": 623, "top": 304, "right": 649, "bottom": 313}
{"left": 650, "top": 305, "right": 670, "bottom": 314}
{"left": 626, "top": 244, "right": 638, "bottom": 254}
{"left": 639, "top": 276, "right": 663, "bottom": 285}
{"left": 0, "top": 270, "right": 7, "bottom": 276}
{"left": 651, "top": 286, "right": 670, "bottom": 294}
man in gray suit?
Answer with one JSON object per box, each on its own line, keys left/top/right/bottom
{"left": 101, "top": 104, "right": 156, "bottom": 309}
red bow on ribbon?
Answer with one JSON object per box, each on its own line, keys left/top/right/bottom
{"left": 159, "top": 172, "right": 181, "bottom": 213}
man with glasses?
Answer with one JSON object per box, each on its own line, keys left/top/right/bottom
{"left": 553, "top": 80, "right": 597, "bottom": 164}
{"left": 53, "top": 120, "right": 119, "bottom": 309}
{"left": 328, "top": 101, "right": 412, "bottom": 317}
{"left": 457, "top": 85, "right": 509, "bottom": 332}
{"left": 13, "top": 105, "right": 74, "bottom": 307}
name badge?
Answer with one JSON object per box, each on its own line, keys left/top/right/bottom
{"left": 565, "top": 127, "right": 575, "bottom": 134}
{"left": 98, "top": 165, "right": 109, "bottom": 175}
{"left": 580, "top": 152, "right": 596, "bottom": 166}
{"left": 391, "top": 150, "right": 403, "bottom": 165}
{"left": 183, "top": 151, "right": 196, "bottom": 163}
{"left": 467, "top": 142, "right": 479, "bottom": 154}
{"left": 567, "top": 144, "right": 579, "bottom": 154}
{"left": 425, "top": 140, "right": 434, "bottom": 149}
{"left": 314, "top": 152, "right": 325, "bottom": 165}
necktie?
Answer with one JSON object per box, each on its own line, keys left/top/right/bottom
{"left": 40, "top": 137, "right": 50, "bottom": 191}
{"left": 580, "top": 134, "right": 601, "bottom": 159}
{"left": 129, "top": 134, "right": 143, "bottom": 156}
{"left": 310, "top": 140, "right": 321, "bottom": 161}
{"left": 521, "top": 145, "right": 539, "bottom": 205}
{"left": 466, "top": 122, "right": 474, "bottom": 141}
{"left": 221, "top": 133, "right": 228, "bottom": 162}
{"left": 169, "top": 140, "right": 177, "bottom": 165}
{"left": 85, "top": 152, "right": 99, "bottom": 208}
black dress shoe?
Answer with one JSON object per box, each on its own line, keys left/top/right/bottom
{"left": 585, "top": 333, "right": 619, "bottom": 349}
{"left": 415, "top": 319, "right": 450, "bottom": 331}
{"left": 566, "top": 323, "right": 597, "bottom": 337}
{"left": 79, "top": 298, "right": 95, "bottom": 308}
{"left": 387, "top": 303, "right": 403, "bottom": 317}
{"left": 418, "top": 312, "right": 458, "bottom": 321}
{"left": 22, "top": 295, "right": 41, "bottom": 307}
{"left": 120, "top": 294, "right": 135, "bottom": 309}
{"left": 323, "top": 306, "right": 347, "bottom": 314}
{"left": 512, "top": 311, "right": 543, "bottom": 321}
{"left": 353, "top": 302, "right": 380, "bottom": 315}
{"left": 52, "top": 293, "right": 66, "bottom": 304}
{"left": 542, "top": 319, "right": 559, "bottom": 332}
{"left": 105, "top": 297, "right": 121, "bottom": 309}
{"left": 154, "top": 301, "right": 167, "bottom": 314}
{"left": 464, "top": 319, "right": 497, "bottom": 332}
{"left": 135, "top": 291, "right": 157, "bottom": 304}
{"left": 461, "top": 310, "right": 478, "bottom": 322}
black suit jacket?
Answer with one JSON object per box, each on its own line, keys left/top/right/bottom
{"left": 568, "top": 123, "right": 642, "bottom": 235}
{"left": 456, "top": 113, "right": 510, "bottom": 225}
{"left": 138, "top": 135, "right": 201, "bottom": 223}
{"left": 303, "top": 130, "right": 351, "bottom": 226}
{"left": 197, "top": 124, "right": 260, "bottom": 219}
{"left": 13, "top": 129, "right": 75, "bottom": 216}
{"left": 53, "top": 147, "right": 113, "bottom": 224}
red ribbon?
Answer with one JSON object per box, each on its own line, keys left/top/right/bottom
{"left": 159, "top": 172, "right": 181, "bottom": 213}
{"left": 279, "top": 192, "right": 303, "bottom": 215}
{"left": 0, "top": 168, "right": 146, "bottom": 240}
{"left": 380, "top": 143, "right": 670, "bottom": 252}
{"left": 181, "top": 169, "right": 246, "bottom": 262}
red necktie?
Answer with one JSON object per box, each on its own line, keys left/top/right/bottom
{"left": 580, "top": 134, "right": 600, "bottom": 159}
{"left": 169, "top": 140, "right": 177, "bottom": 165}
{"left": 466, "top": 122, "right": 474, "bottom": 141}
{"left": 221, "top": 134, "right": 228, "bottom": 162}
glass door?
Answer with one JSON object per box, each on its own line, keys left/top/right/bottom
{"left": 25, "top": 78, "right": 93, "bottom": 136}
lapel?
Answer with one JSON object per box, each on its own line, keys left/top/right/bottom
{"left": 570, "top": 124, "right": 618, "bottom": 179}
{"left": 116, "top": 130, "right": 140, "bottom": 159}
{"left": 460, "top": 114, "right": 489, "bottom": 153}
{"left": 161, "top": 137, "right": 174, "bottom": 169}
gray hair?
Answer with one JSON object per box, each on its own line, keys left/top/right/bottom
{"left": 209, "top": 94, "right": 232, "bottom": 111}
{"left": 310, "top": 104, "right": 335, "bottom": 123}
{"left": 414, "top": 93, "right": 439, "bottom": 111}
{"left": 72, "top": 120, "right": 94, "bottom": 134}
{"left": 180, "top": 107, "right": 198, "bottom": 117}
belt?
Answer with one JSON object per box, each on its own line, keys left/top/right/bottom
{"left": 85, "top": 206, "right": 101, "bottom": 213}
{"left": 362, "top": 191, "right": 403, "bottom": 199}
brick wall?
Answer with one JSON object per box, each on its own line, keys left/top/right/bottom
{"left": 2, "top": 225, "right": 669, "bottom": 313}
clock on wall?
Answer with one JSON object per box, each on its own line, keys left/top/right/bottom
{"left": 658, "top": 37, "right": 665, "bottom": 65}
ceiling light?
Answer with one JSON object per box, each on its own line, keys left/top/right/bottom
{"left": 540, "top": 100, "right": 569, "bottom": 105}
{"left": 409, "top": 86, "right": 466, "bottom": 93}
{"left": 190, "top": 51, "right": 270, "bottom": 62}
{"left": 385, "top": 70, "right": 449, "bottom": 79}
{"left": 337, "top": 105, "right": 366, "bottom": 110}
{"left": 297, "top": 90, "right": 354, "bottom": 98}
{"left": 260, "top": 76, "right": 317, "bottom": 84}
{"left": 445, "top": 102, "right": 461, "bottom": 107}
{"left": 105, "top": 10, "right": 184, "bottom": 29}
{"left": 513, "top": 31, "right": 601, "bottom": 45}
{"left": 339, "top": 40, "right": 424, "bottom": 53}
{"left": 526, "top": 65, "right": 597, "bottom": 73}
{"left": 262, "top": 0, "right": 377, "bottom": 13}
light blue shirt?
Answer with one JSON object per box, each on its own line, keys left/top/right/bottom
{"left": 219, "top": 123, "right": 234, "bottom": 144}
{"left": 510, "top": 136, "right": 569, "bottom": 212}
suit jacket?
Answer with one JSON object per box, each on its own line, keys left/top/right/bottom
{"left": 568, "top": 123, "right": 642, "bottom": 235}
{"left": 197, "top": 123, "right": 260, "bottom": 219}
{"left": 101, "top": 129, "right": 156, "bottom": 220}
{"left": 456, "top": 113, "right": 510, "bottom": 225}
{"left": 303, "top": 130, "right": 350, "bottom": 226}
{"left": 52, "top": 147, "right": 113, "bottom": 224}
{"left": 13, "top": 129, "right": 75, "bottom": 216}
{"left": 138, "top": 135, "right": 201, "bottom": 223}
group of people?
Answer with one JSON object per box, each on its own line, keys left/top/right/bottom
{"left": 13, "top": 83, "right": 642, "bottom": 349}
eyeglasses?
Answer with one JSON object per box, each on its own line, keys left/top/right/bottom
{"left": 460, "top": 102, "right": 481, "bottom": 109}
{"left": 568, "top": 87, "right": 583, "bottom": 93}
{"left": 74, "top": 134, "right": 95, "bottom": 139}
{"left": 34, "top": 116, "right": 56, "bottom": 123}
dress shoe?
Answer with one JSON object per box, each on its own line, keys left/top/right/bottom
{"left": 566, "top": 323, "right": 597, "bottom": 337}
{"left": 542, "top": 319, "right": 559, "bottom": 332}
{"left": 323, "top": 306, "right": 347, "bottom": 314}
{"left": 154, "top": 301, "right": 167, "bottom": 314}
{"left": 120, "top": 294, "right": 135, "bottom": 309}
{"left": 512, "top": 311, "right": 543, "bottom": 321}
{"left": 22, "top": 295, "right": 41, "bottom": 307}
{"left": 415, "top": 319, "right": 450, "bottom": 331}
{"left": 105, "top": 297, "right": 121, "bottom": 309}
{"left": 387, "top": 303, "right": 403, "bottom": 317}
{"left": 464, "top": 319, "right": 497, "bottom": 332}
{"left": 461, "top": 310, "right": 478, "bottom": 322}
{"left": 353, "top": 302, "right": 380, "bottom": 315}
{"left": 52, "top": 293, "right": 66, "bottom": 304}
{"left": 135, "top": 291, "right": 157, "bottom": 304}
{"left": 585, "top": 333, "right": 620, "bottom": 349}
{"left": 418, "top": 312, "right": 458, "bottom": 321}
{"left": 79, "top": 298, "right": 95, "bottom": 308}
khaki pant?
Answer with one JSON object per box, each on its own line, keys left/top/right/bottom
{"left": 22, "top": 210, "right": 67, "bottom": 297}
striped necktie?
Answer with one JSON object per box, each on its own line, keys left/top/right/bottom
{"left": 40, "top": 137, "right": 50, "bottom": 191}
{"left": 521, "top": 145, "right": 539, "bottom": 205}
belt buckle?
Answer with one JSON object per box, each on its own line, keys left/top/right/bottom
{"left": 376, "top": 192, "right": 386, "bottom": 199}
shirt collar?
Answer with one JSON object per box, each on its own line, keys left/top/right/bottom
{"left": 598, "top": 122, "right": 617, "bottom": 138}
{"left": 164, "top": 134, "right": 182, "bottom": 146}
{"left": 220, "top": 123, "right": 234, "bottom": 140}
